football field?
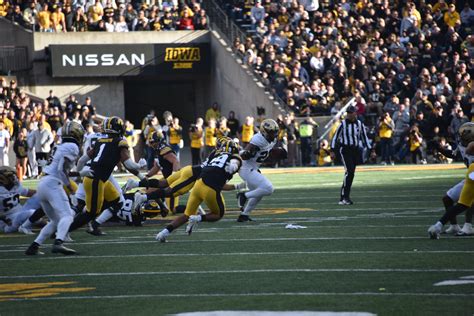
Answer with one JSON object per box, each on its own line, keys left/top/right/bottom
{"left": 1, "top": 165, "right": 474, "bottom": 315}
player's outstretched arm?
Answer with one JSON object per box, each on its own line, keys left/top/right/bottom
{"left": 240, "top": 143, "right": 259, "bottom": 160}
{"left": 120, "top": 147, "right": 145, "bottom": 180}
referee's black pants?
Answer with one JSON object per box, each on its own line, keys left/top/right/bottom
{"left": 338, "top": 146, "right": 360, "bottom": 200}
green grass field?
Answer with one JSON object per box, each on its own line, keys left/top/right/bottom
{"left": 1, "top": 165, "right": 474, "bottom": 316}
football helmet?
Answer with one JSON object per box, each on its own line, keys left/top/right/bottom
{"left": 102, "top": 116, "right": 125, "bottom": 135}
{"left": 149, "top": 131, "right": 164, "bottom": 146}
{"left": 458, "top": 122, "right": 474, "bottom": 147}
{"left": 221, "top": 139, "right": 240, "bottom": 155}
{"left": 140, "top": 200, "right": 164, "bottom": 218}
{"left": 260, "top": 118, "right": 279, "bottom": 142}
{"left": 62, "top": 121, "right": 85, "bottom": 145}
{"left": 0, "top": 166, "right": 18, "bottom": 190}
{"left": 216, "top": 136, "right": 231, "bottom": 150}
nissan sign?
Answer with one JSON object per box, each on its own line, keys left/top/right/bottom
{"left": 49, "top": 44, "right": 210, "bottom": 77}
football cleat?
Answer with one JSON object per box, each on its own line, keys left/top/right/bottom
{"left": 18, "top": 224, "right": 34, "bottom": 235}
{"left": 155, "top": 229, "right": 169, "bottom": 243}
{"left": 338, "top": 199, "right": 354, "bottom": 205}
{"left": 185, "top": 215, "right": 200, "bottom": 235}
{"left": 237, "top": 214, "right": 253, "bottom": 222}
{"left": 122, "top": 178, "right": 139, "bottom": 193}
{"left": 428, "top": 225, "right": 441, "bottom": 240}
{"left": 443, "top": 224, "right": 461, "bottom": 234}
{"left": 52, "top": 243, "right": 77, "bottom": 255}
{"left": 87, "top": 221, "right": 106, "bottom": 236}
{"left": 456, "top": 223, "right": 473, "bottom": 236}
{"left": 25, "top": 243, "right": 44, "bottom": 255}
{"left": 237, "top": 192, "right": 247, "bottom": 208}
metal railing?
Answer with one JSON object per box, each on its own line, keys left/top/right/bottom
{"left": 317, "top": 97, "right": 355, "bottom": 142}
{"left": 0, "top": 46, "right": 30, "bottom": 74}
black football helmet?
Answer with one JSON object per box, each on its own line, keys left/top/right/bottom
{"left": 221, "top": 139, "right": 240, "bottom": 155}
{"left": 102, "top": 116, "right": 125, "bottom": 135}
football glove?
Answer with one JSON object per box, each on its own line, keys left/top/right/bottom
{"left": 79, "top": 168, "right": 95, "bottom": 178}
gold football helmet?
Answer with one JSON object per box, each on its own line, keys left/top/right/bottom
{"left": 102, "top": 116, "right": 125, "bottom": 135}
{"left": 62, "top": 121, "right": 85, "bottom": 145}
{"left": 458, "top": 122, "right": 474, "bottom": 146}
{"left": 0, "top": 166, "right": 18, "bottom": 190}
{"left": 260, "top": 118, "right": 279, "bottom": 141}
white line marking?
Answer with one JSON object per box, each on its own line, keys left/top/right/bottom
{"left": 434, "top": 280, "right": 474, "bottom": 286}
{"left": 1, "top": 250, "right": 473, "bottom": 261}
{"left": 2, "top": 235, "right": 468, "bottom": 249}
{"left": 2, "top": 269, "right": 474, "bottom": 279}
{"left": 4, "top": 292, "right": 474, "bottom": 302}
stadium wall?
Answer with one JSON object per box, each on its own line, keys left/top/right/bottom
{"left": 209, "top": 30, "right": 277, "bottom": 120}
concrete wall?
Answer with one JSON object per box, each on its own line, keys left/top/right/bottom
{"left": 0, "top": 18, "right": 34, "bottom": 64}
{"left": 208, "top": 30, "right": 280, "bottom": 122}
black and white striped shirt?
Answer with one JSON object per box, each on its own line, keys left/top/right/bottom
{"left": 331, "top": 119, "right": 371, "bottom": 150}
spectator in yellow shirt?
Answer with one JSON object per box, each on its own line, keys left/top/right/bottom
{"left": 444, "top": 4, "right": 461, "bottom": 28}
{"left": 378, "top": 112, "right": 395, "bottom": 165}
{"left": 88, "top": 0, "right": 103, "bottom": 27}
{"left": 51, "top": 5, "right": 67, "bottom": 32}
{"left": 0, "top": 0, "right": 9, "bottom": 17}
{"left": 205, "top": 102, "right": 220, "bottom": 124}
{"left": 38, "top": 4, "right": 52, "bottom": 32}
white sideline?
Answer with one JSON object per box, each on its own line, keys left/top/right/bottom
{"left": 2, "top": 268, "right": 474, "bottom": 279}
{"left": 4, "top": 291, "right": 474, "bottom": 302}
{"left": 1, "top": 250, "right": 474, "bottom": 261}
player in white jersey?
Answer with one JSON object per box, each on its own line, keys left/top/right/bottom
{"left": 436, "top": 123, "right": 474, "bottom": 236}
{"left": 25, "top": 121, "right": 88, "bottom": 255}
{"left": 236, "top": 119, "right": 281, "bottom": 222}
{"left": 428, "top": 122, "right": 474, "bottom": 239}
{"left": 0, "top": 167, "right": 36, "bottom": 233}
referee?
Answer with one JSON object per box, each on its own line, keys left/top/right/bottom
{"left": 330, "top": 105, "right": 372, "bottom": 205}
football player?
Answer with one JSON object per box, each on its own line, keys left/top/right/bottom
{"left": 124, "top": 136, "right": 245, "bottom": 211}
{"left": 0, "top": 166, "right": 36, "bottom": 234}
{"left": 73, "top": 127, "right": 146, "bottom": 236}
{"left": 156, "top": 139, "right": 242, "bottom": 242}
{"left": 25, "top": 121, "right": 87, "bottom": 255}
{"left": 436, "top": 122, "right": 474, "bottom": 236}
{"left": 428, "top": 122, "right": 474, "bottom": 239}
{"left": 236, "top": 118, "right": 282, "bottom": 222}
{"left": 68, "top": 116, "right": 145, "bottom": 234}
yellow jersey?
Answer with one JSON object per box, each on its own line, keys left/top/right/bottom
{"left": 241, "top": 124, "right": 254, "bottom": 143}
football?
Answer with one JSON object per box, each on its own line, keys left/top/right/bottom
{"left": 268, "top": 147, "right": 288, "bottom": 161}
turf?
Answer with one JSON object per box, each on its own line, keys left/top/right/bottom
{"left": 1, "top": 165, "right": 474, "bottom": 316}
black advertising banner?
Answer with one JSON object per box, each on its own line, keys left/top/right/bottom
{"left": 49, "top": 43, "right": 210, "bottom": 77}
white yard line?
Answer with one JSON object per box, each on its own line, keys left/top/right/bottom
{"left": 4, "top": 292, "right": 474, "bottom": 302}
{"left": 1, "top": 250, "right": 473, "bottom": 261}
{"left": 2, "top": 268, "right": 474, "bottom": 279}
{"left": 1, "top": 235, "right": 467, "bottom": 249}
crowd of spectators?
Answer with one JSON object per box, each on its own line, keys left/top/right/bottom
{"left": 0, "top": 0, "right": 208, "bottom": 32}
{"left": 0, "top": 78, "right": 100, "bottom": 180}
{"left": 222, "top": 0, "right": 474, "bottom": 164}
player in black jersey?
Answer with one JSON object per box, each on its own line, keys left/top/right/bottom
{"left": 124, "top": 136, "right": 245, "bottom": 214}
{"left": 156, "top": 139, "right": 242, "bottom": 242}
{"left": 69, "top": 117, "right": 145, "bottom": 231}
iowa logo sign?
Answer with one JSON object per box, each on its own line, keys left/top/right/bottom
{"left": 0, "top": 281, "right": 95, "bottom": 301}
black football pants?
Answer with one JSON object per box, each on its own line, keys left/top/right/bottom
{"left": 339, "top": 146, "right": 359, "bottom": 200}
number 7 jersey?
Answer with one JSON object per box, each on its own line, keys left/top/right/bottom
{"left": 242, "top": 132, "right": 276, "bottom": 169}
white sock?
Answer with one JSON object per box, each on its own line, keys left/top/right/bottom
{"left": 435, "top": 221, "right": 443, "bottom": 230}
{"left": 191, "top": 215, "right": 202, "bottom": 222}
{"left": 96, "top": 209, "right": 114, "bottom": 225}
{"left": 242, "top": 196, "right": 262, "bottom": 215}
{"left": 21, "top": 219, "right": 33, "bottom": 228}
{"left": 56, "top": 215, "right": 74, "bottom": 241}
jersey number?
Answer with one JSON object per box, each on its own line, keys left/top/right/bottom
{"left": 256, "top": 150, "right": 269, "bottom": 163}
{"left": 93, "top": 144, "right": 106, "bottom": 162}
{"left": 3, "top": 194, "right": 20, "bottom": 211}
{"left": 208, "top": 154, "right": 229, "bottom": 168}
